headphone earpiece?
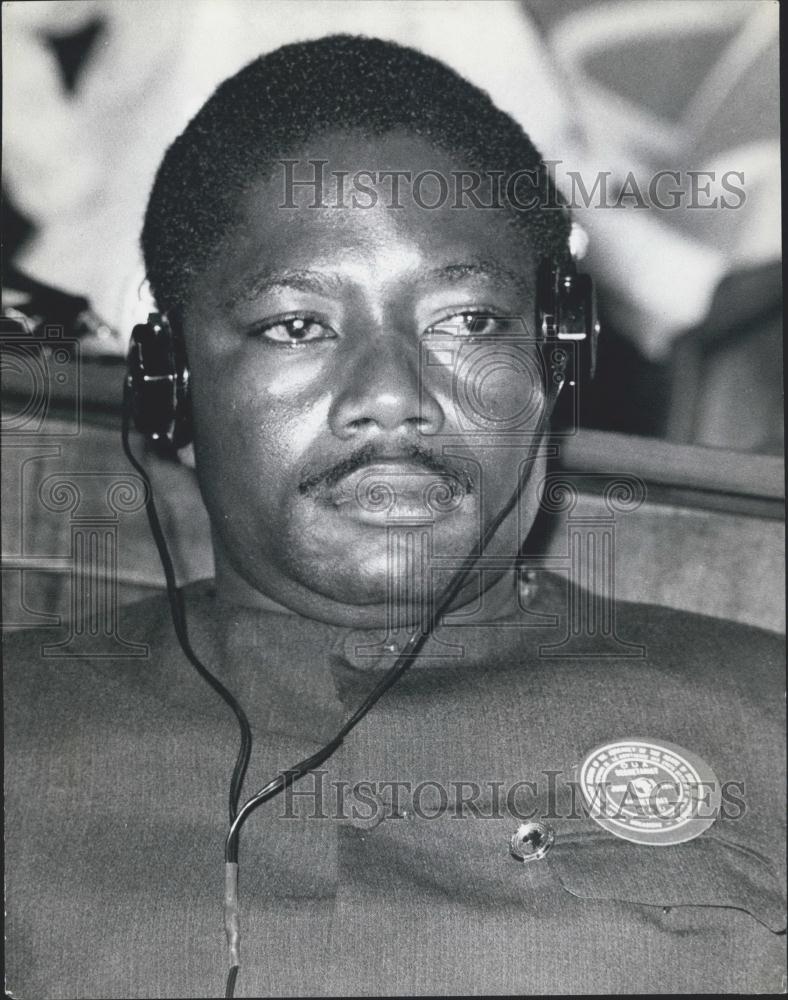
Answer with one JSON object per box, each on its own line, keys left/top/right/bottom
{"left": 126, "top": 312, "right": 191, "bottom": 454}
{"left": 125, "top": 262, "right": 598, "bottom": 450}
{"left": 537, "top": 257, "right": 599, "bottom": 423}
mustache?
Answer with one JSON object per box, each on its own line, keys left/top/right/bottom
{"left": 298, "top": 442, "right": 474, "bottom": 499}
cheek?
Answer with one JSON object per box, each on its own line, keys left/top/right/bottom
{"left": 192, "top": 339, "right": 332, "bottom": 442}
{"left": 450, "top": 357, "right": 546, "bottom": 507}
{"left": 430, "top": 340, "right": 545, "bottom": 436}
{"left": 191, "top": 371, "right": 332, "bottom": 507}
{"left": 459, "top": 355, "right": 545, "bottom": 427}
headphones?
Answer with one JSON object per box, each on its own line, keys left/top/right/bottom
{"left": 126, "top": 258, "right": 598, "bottom": 453}
{"left": 122, "top": 256, "right": 598, "bottom": 999}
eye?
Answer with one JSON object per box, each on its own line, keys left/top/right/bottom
{"left": 425, "top": 312, "right": 526, "bottom": 339}
{"left": 251, "top": 316, "right": 336, "bottom": 344}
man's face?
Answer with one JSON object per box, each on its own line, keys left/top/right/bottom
{"left": 183, "top": 131, "right": 547, "bottom": 626}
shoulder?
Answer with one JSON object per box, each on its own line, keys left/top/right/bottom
{"left": 612, "top": 597, "right": 784, "bottom": 719}
{"left": 617, "top": 596, "right": 784, "bottom": 670}
{"left": 507, "top": 575, "right": 784, "bottom": 719}
{"left": 3, "top": 587, "right": 172, "bottom": 662}
{"left": 3, "top": 589, "right": 176, "bottom": 731}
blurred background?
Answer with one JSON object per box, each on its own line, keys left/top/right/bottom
{"left": 2, "top": 0, "right": 783, "bottom": 637}
{"left": 2, "top": 0, "right": 781, "bottom": 451}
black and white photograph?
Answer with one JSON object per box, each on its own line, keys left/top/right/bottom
{"left": 2, "top": 1, "right": 784, "bottom": 996}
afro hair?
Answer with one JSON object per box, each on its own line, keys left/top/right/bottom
{"left": 142, "top": 34, "right": 570, "bottom": 313}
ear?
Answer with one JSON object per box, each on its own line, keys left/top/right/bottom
{"left": 177, "top": 442, "right": 197, "bottom": 469}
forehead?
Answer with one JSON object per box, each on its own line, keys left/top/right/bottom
{"left": 205, "top": 129, "right": 534, "bottom": 299}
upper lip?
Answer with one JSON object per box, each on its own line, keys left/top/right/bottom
{"left": 352, "top": 457, "right": 435, "bottom": 470}
{"left": 330, "top": 462, "right": 468, "bottom": 510}
{"left": 334, "top": 458, "right": 462, "bottom": 490}
{"left": 299, "top": 449, "right": 473, "bottom": 505}
{"left": 340, "top": 459, "right": 451, "bottom": 494}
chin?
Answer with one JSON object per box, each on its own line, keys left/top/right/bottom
{"left": 291, "top": 518, "right": 481, "bottom": 612}
{"left": 302, "top": 552, "right": 430, "bottom": 608}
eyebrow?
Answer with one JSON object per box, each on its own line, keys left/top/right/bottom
{"left": 422, "top": 260, "right": 531, "bottom": 293}
{"left": 224, "top": 259, "right": 530, "bottom": 309}
{"left": 224, "top": 268, "right": 343, "bottom": 308}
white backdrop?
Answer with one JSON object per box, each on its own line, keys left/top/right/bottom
{"left": 3, "top": 0, "right": 780, "bottom": 359}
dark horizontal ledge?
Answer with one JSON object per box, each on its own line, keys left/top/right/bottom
{"left": 2, "top": 357, "right": 783, "bottom": 515}
{"left": 558, "top": 429, "right": 784, "bottom": 502}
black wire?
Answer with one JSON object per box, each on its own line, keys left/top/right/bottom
{"left": 225, "top": 966, "right": 239, "bottom": 998}
{"left": 121, "top": 379, "right": 253, "bottom": 823}
{"left": 123, "top": 365, "right": 559, "bottom": 999}
{"left": 223, "top": 385, "right": 561, "bottom": 863}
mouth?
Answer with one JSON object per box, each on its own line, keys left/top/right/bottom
{"left": 314, "top": 459, "right": 472, "bottom": 524}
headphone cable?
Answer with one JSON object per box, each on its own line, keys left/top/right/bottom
{"left": 121, "top": 379, "right": 253, "bottom": 824}
{"left": 224, "top": 387, "right": 559, "bottom": 858}
{"left": 122, "top": 373, "right": 561, "bottom": 999}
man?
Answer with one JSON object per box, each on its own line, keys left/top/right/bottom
{"left": 4, "top": 36, "right": 785, "bottom": 998}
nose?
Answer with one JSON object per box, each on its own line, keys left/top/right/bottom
{"left": 328, "top": 331, "right": 445, "bottom": 440}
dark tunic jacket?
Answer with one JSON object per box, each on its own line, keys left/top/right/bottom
{"left": 4, "top": 572, "right": 786, "bottom": 997}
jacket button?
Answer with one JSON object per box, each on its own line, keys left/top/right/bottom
{"left": 510, "top": 821, "right": 554, "bottom": 862}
